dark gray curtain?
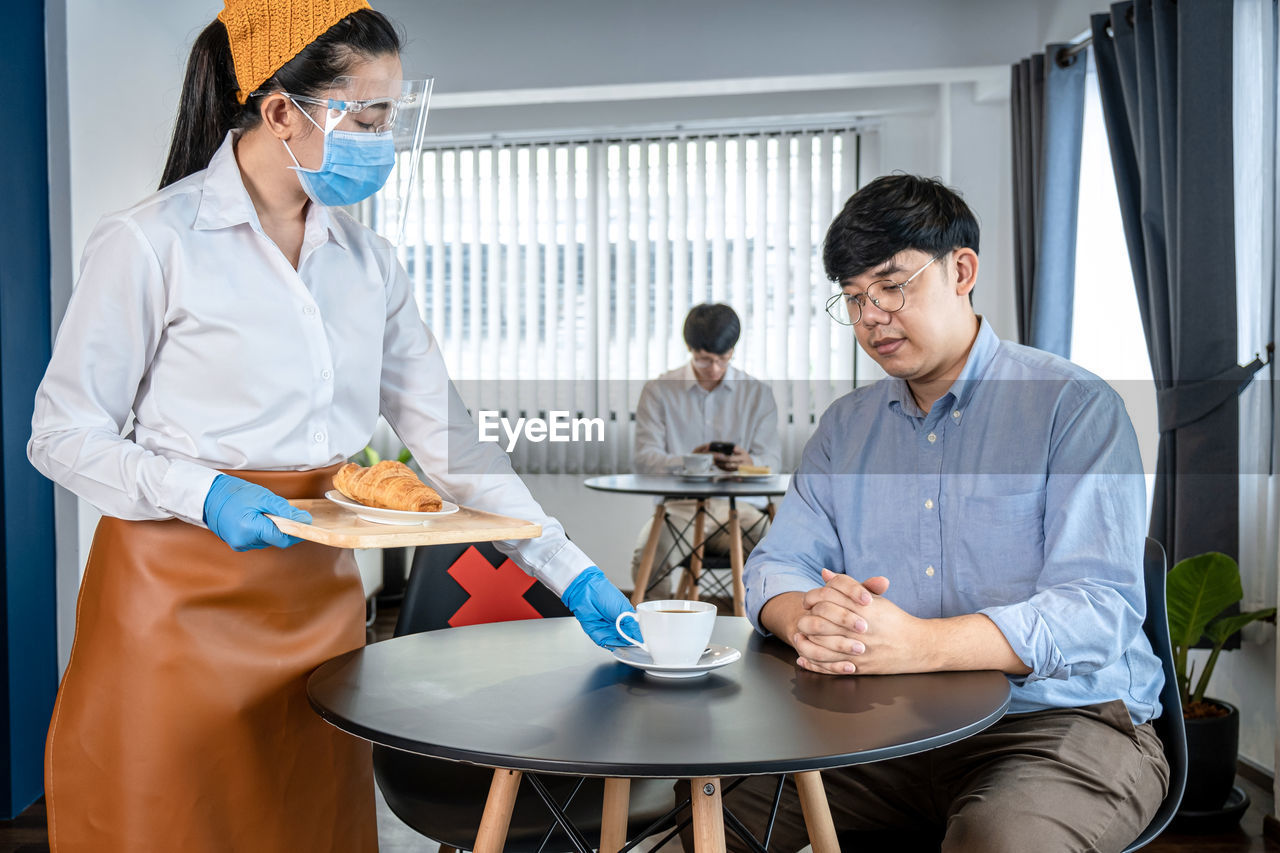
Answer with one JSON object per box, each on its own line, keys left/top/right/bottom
{"left": 1010, "top": 45, "right": 1087, "bottom": 358}
{"left": 1092, "top": 0, "right": 1264, "bottom": 563}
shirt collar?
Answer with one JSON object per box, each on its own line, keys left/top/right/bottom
{"left": 886, "top": 316, "right": 1000, "bottom": 418}
{"left": 193, "top": 131, "right": 349, "bottom": 251}
{"left": 946, "top": 316, "right": 1000, "bottom": 413}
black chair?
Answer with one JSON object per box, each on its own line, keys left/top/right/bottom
{"left": 373, "top": 542, "right": 677, "bottom": 853}
{"left": 835, "top": 537, "right": 1187, "bottom": 852}
{"left": 673, "top": 553, "right": 734, "bottom": 601}
{"left": 666, "top": 508, "right": 771, "bottom": 603}
{"left": 1123, "top": 536, "right": 1188, "bottom": 851}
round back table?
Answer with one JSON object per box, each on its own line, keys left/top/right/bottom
{"left": 309, "top": 617, "right": 1010, "bottom": 853}
{"left": 583, "top": 473, "right": 791, "bottom": 501}
{"left": 584, "top": 474, "right": 791, "bottom": 612}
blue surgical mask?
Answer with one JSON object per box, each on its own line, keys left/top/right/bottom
{"left": 282, "top": 123, "right": 396, "bottom": 207}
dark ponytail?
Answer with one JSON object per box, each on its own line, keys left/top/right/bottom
{"left": 160, "top": 20, "right": 240, "bottom": 189}
{"left": 159, "top": 10, "right": 402, "bottom": 189}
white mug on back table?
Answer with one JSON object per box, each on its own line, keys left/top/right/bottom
{"left": 681, "top": 453, "right": 714, "bottom": 474}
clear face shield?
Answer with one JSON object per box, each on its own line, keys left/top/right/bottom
{"left": 285, "top": 75, "right": 433, "bottom": 243}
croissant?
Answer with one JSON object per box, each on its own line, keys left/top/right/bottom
{"left": 333, "top": 461, "right": 443, "bottom": 512}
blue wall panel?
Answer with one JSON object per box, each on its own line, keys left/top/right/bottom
{"left": 0, "top": 0, "right": 57, "bottom": 819}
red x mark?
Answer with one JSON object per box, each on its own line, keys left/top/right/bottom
{"left": 446, "top": 546, "right": 542, "bottom": 627}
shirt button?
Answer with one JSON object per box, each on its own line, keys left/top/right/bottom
{"left": 953, "top": 410, "right": 962, "bottom": 419}
{"left": 925, "top": 499, "right": 934, "bottom": 510}
{"left": 321, "top": 369, "right": 332, "bottom": 380}
{"left": 313, "top": 432, "right": 325, "bottom": 443}
{"left": 925, "top": 565, "right": 935, "bottom": 577}
{"left": 927, "top": 432, "right": 937, "bottom": 443}
{"left": 304, "top": 305, "right": 317, "bottom": 316}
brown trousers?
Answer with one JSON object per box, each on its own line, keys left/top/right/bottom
{"left": 678, "top": 701, "right": 1169, "bottom": 853}
{"left": 45, "top": 465, "right": 377, "bottom": 853}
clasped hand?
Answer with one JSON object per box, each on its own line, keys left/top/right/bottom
{"left": 792, "top": 569, "right": 929, "bottom": 676}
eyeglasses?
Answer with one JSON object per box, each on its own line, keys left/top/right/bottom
{"left": 285, "top": 93, "right": 403, "bottom": 133}
{"left": 691, "top": 351, "right": 733, "bottom": 369}
{"left": 825, "top": 253, "right": 946, "bottom": 326}
{"left": 252, "top": 90, "right": 417, "bottom": 134}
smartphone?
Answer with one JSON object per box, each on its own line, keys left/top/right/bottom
{"left": 708, "top": 441, "right": 735, "bottom": 455}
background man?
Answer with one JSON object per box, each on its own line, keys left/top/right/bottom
{"left": 706, "top": 176, "right": 1168, "bottom": 852}
{"left": 630, "top": 303, "right": 780, "bottom": 600}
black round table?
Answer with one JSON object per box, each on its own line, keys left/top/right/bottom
{"left": 308, "top": 617, "right": 1010, "bottom": 852}
{"left": 584, "top": 474, "right": 791, "bottom": 613}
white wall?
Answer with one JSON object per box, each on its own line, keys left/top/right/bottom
{"left": 948, "top": 83, "right": 1017, "bottom": 339}
{"left": 380, "top": 0, "right": 1044, "bottom": 92}
{"left": 61, "top": 1, "right": 220, "bottom": 260}
{"left": 1037, "top": 0, "right": 1099, "bottom": 44}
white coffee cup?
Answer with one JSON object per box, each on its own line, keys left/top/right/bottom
{"left": 615, "top": 600, "right": 716, "bottom": 667}
{"left": 681, "top": 453, "right": 714, "bottom": 474}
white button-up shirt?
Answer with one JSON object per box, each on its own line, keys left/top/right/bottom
{"left": 633, "top": 363, "right": 781, "bottom": 475}
{"left": 28, "top": 133, "right": 591, "bottom": 594}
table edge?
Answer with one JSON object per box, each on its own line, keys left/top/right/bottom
{"left": 582, "top": 475, "right": 789, "bottom": 498}
{"left": 308, "top": 673, "right": 1011, "bottom": 779}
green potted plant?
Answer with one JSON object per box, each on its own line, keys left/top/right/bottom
{"left": 353, "top": 445, "right": 413, "bottom": 468}
{"left": 1166, "top": 551, "right": 1275, "bottom": 819}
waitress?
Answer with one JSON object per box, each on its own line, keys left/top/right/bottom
{"left": 27, "top": 1, "right": 634, "bottom": 850}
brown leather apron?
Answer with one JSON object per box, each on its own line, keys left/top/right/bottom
{"left": 45, "top": 465, "right": 377, "bottom": 853}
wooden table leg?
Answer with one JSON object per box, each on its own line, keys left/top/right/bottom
{"left": 599, "top": 777, "right": 631, "bottom": 853}
{"left": 727, "top": 499, "right": 746, "bottom": 617}
{"left": 632, "top": 502, "right": 668, "bottom": 605}
{"left": 474, "top": 768, "right": 522, "bottom": 853}
{"left": 691, "top": 776, "right": 727, "bottom": 853}
{"left": 685, "top": 499, "right": 707, "bottom": 601}
{"left": 676, "top": 570, "right": 692, "bottom": 600}
{"left": 794, "top": 770, "right": 839, "bottom": 853}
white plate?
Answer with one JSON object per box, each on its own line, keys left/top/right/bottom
{"left": 611, "top": 643, "right": 742, "bottom": 679}
{"left": 674, "top": 469, "right": 717, "bottom": 481}
{"left": 324, "top": 490, "right": 459, "bottom": 526}
{"left": 731, "top": 471, "right": 775, "bottom": 479}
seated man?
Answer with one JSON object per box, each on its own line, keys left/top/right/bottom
{"left": 703, "top": 176, "right": 1168, "bottom": 852}
{"left": 630, "top": 303, "right": 780, "bottom": 600}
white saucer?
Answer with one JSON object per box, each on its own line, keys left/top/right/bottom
{"left": 611, "top": 643, "right": 742, "bottom": 678}
{"left": 324, "top": 490, "right": 459, "bottom": 526}
{"left": 674, "top": 469, "right": 717, "bottom": 481}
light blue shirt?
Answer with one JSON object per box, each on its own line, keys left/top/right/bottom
{"left": 745, "top": 319, "right": 1164, "bottom": 724}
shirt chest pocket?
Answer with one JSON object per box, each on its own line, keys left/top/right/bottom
{"left": 948, "top": 490, "right": 1044, "bottom": 608}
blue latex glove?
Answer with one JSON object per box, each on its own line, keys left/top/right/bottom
{"left": 203, "top": 474, "right": 314, "bottom": 551}
{"left": 560, "top": 567, "right": 637, "bottom": 649}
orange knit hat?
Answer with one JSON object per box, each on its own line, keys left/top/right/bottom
{"left": 219, "top": 0, "right": 373, "bottom": 104}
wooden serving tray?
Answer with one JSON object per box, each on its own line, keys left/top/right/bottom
{"left": 267, "top": 498, "right": 542, "bottom": 549}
